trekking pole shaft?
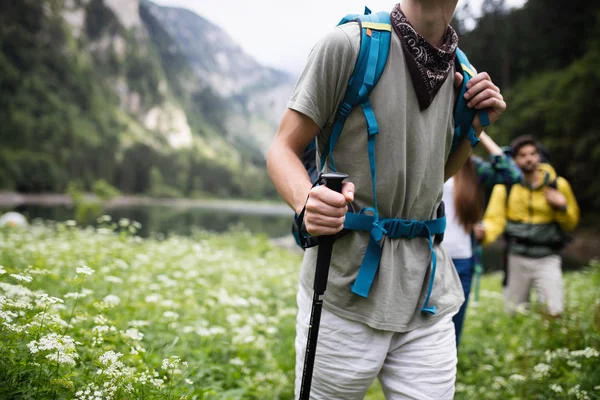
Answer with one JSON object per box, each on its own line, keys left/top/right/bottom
{"left": 299, "top": 172, "right": 347, "bottom": 400}
{"left": 299, "top": 292, "right": 323, "bottom": 400}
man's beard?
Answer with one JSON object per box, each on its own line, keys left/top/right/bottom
{"left": 520, "top": 163, "right": 537, "bottom": 173}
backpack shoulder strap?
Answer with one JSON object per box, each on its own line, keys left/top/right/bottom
{"left": 504, "top": 182, "right": 513, "bottom": 208}
{"left": 321, "top": 8, "right": 392, "bottom": 172}
{"left": 452, "top": 48, "right": 490, "bottom": 153}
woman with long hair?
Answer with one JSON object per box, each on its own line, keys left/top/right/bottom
{"left": 443, "top": 132, "right": 522, "bottom": 346}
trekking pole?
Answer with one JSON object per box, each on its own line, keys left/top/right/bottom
{"left": 299, "top": 172, "right": 348, "bottom": 400}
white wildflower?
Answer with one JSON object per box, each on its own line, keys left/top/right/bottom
{"left": 75, "top": 383, "right": 110, "bottom": 400}
{"left": 570, "top": 347, "right": 600, "bottom": 358}
{"left": 545, "top": 347, "right": 570, "bottom": 363}
{"left": 46, "top": 352, "right": 78, "bottom": 366}
{"left": 10, "top": 274, "right": 33, "bottom": 283}
{"left": 65, "top": 220, "right": 77, "bottom": 227}
{"left": 162, "top": 311, "right": 179, "bottom": 320}
{"left": 161, "top": 299, "right": 177, "bottom": 308}
{"left": 102, "top": 294, "right": 121, "bottom": 307}
{"left": 76, "top": 265, "right": 95, "bottom": 276}
{"left": 533, "top": 363, "right": 551, "bottom": 379}
{"left": 118, "top": 218, "right": 130, "bottom": 227}
{"left": 162, "top": 356, "right": 181, "bottom": 370}
{"left": 97, "top": 215, "right": 112, "bottom": 223}
{"left": 509, "top": 374, "right": 526, "bottom": 382}
{"left": 0, "top": 265, "right": 6, "bottom": 274}
{"left": 265, "top": 326, "right": 278, "bottom": 335}
{"left": 195, "top": 326, "right": 226, "bottom": 337}
{"left": 97, "top": 351, "right": 126, "bottom": 379}
{"left": 28, "top": 269, "right": 51, "bottom": 275}
{"left": 104, "top": 276, "right": 123, "bottom": 284}
{"left": 136, "top": 370, "right": 153, "bottom": 385}
{"left": 568, "top": 385, "right": 591, "bottom": 400}
{"left": 64, "top": 289, "right": 93, "bottom": 299}
{"left": 92, "top": 325, "right": 116, "bottom": 335}
{"left": 0, "top": 282, "right": 33, "bottom": 298}
{"left": 227, "top": 313, "right": 242, "bottom": 326}
{"left": 229, "top": 357, "right": 244, "bottom": 366}
{"left": 130, "top": 344, "right": 146, "bottom": 355}
{"left": 152, "top": 378, "right": 164, "bottom": 388}
{"left": 28, "top": 333, "right": 79, "bottom": 366}
{"left": 122, "top": 328, "right": 144, "bottom": 341}
{"left": 99, "top": 350, "right": 122, "bottom": 366}
{"left": 128, "top": 320, "right": 149, "bottom": 328}
{"left": 145, "top": 294, "right": 161, "bottom": 303}
{"left": 34, "top": 293, "right": 64, "bottom": 308}
{"left": 550, "top": 384, "right": 563, "bottom": 393}
{"left": 185, "top": 379, "right": 193, "bottom": 385}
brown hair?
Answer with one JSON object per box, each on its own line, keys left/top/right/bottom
{"left": 453, "top": 157, "right": 485, "bottom": 233}
{"left": 510, "top": 134, "right": 538, "bottom": 156}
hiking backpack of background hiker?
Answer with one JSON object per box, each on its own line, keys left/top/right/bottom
{"left": 291, "top": 7, "right": 490, "bottom": 248}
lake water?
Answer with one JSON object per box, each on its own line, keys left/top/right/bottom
{"left": 1, "top": 203, "right": 584, "bottom": 273}
{"left": 1, "top": 203, "right": 295, "bottom": 239}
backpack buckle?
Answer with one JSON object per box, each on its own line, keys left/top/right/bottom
{"left": 338, "top": 102, "right": 352, "bottom": 117}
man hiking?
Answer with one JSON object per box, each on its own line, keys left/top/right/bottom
{"left": 267, "top": 0, "right": 506, "bottom": 398}
{"left": 476, "top": 135, "right": 580, "bottom": 317}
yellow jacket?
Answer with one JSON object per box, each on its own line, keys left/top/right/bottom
{"left": 482, "top": 163, "right": 580, "bottom": 257}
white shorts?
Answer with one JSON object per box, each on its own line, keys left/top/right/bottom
{"left": 294, "top": 285, "right": 457, "bottom": 400}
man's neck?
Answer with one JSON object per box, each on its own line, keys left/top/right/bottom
{"left": 400, "top": 0, "right": 458, "bottom": 46}
{"left": 523, "top": 169, "right": 539, "bottom": 187}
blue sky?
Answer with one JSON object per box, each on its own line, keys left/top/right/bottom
{"left": 152, "top": 0, "right": 526, "bottom": 75}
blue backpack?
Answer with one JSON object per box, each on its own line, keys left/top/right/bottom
{"left": 293, "top": 7, "right": 490, "bottom": 315}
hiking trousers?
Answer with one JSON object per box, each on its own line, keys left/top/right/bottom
{"left": 504, "top": 253, "right": 564, "bottom": 316}
{"left": 451, "top": 257, "right": 474, "bottom": 347}
{"left": 294, "top": 284, "right": 457, "bottom": 400}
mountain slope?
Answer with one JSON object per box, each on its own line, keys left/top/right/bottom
{"left": 142, "top": 0, "right": 295, "bottom": 153}
{"left": 0, "top": 0, "right": 281, "bottom": 200}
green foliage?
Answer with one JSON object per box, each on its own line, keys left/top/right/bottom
{"left": 92, "top": 180, "right": 121, "bottom": 201}
{"left": 456, "top": 3, "right": 600, "bottom": 222}
{"left": 148, "top": 167, "right": 182, "bottom": 198}
{"left": 0, "top": 220, "right": 298, "bottom": 399}
{"left": 0, "top": 150, "right": 65, "bottom": 192}
{"left": 1, "top": 223, "right": 598, "bottom": 399}
{"left": 489, "top": 47, "right": 600, "bottom": 213}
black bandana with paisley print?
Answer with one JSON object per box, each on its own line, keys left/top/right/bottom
{"left": 390, "top": 4, "right": 458, "bottom": 110}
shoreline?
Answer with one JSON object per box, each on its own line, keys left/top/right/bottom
{"left": 0, "top": 192, "right": 293, "bottom": 216}
{"left": 1, "top": 192, "right": 598, "bottom": 262}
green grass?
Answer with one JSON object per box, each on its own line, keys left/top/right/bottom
{"left": 0, "top": 219, "right": 598, "bottom": 399}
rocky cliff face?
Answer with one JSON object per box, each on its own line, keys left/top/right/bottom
{"left": 58, "top": 0, "right": 294, "bottom": 155}
{"left": 142, "top": 0, "right": 295, "bottom": 153}
{"left": 61, "top": 0, "right": 197, "bottom": 150}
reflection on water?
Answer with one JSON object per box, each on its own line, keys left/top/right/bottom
{"left": 3, "top": 204, "right": 294, "bottom": 239}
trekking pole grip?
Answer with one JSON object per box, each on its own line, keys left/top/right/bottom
{"left": 313, "top": 172, "right": 348, "bottom": 295}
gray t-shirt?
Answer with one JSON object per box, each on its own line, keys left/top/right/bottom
{"left": 288, "top": 22, "right": 464, "bottom": 332}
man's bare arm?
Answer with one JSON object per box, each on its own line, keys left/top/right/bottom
{"left": 266, "top": 109, "right": 354, "bottom": 236}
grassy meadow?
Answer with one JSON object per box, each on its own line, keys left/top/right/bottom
{"left": 0, "top": 219, "right": 598, "bottom": 399}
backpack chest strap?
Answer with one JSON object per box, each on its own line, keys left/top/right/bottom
{"left": 344, "top": 212, "right": 446, "bottom": 315}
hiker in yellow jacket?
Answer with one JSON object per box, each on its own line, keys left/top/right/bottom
{"left": 474, "top": 135, "right": 580, "bottom": 316}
